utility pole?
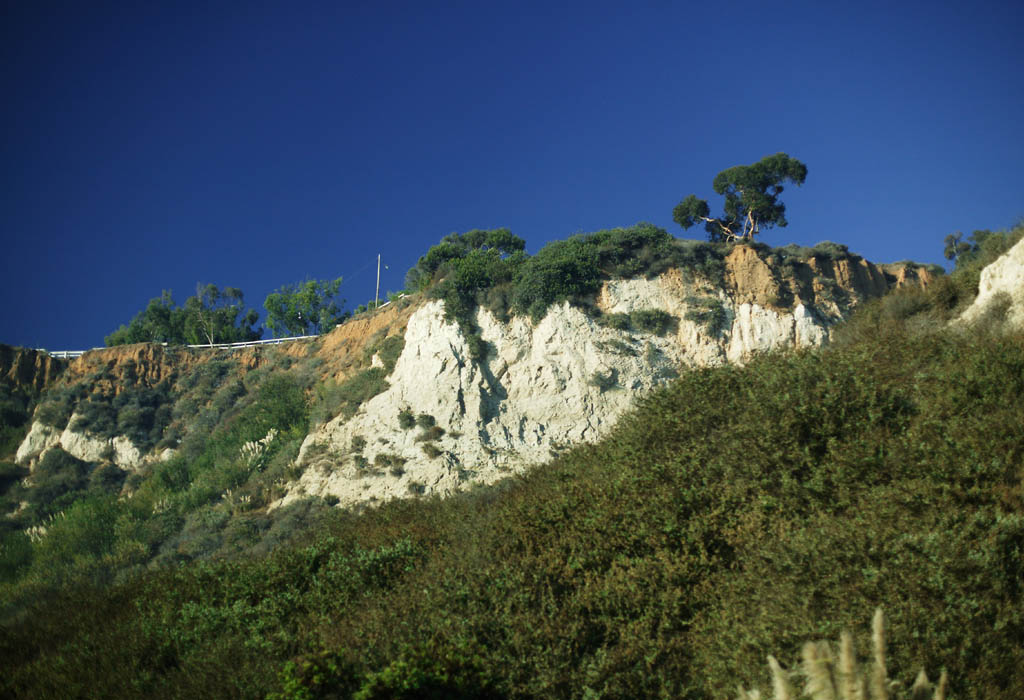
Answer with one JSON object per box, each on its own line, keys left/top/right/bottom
{"left": 375, "top": 253, "right": 381, "bottom": 309}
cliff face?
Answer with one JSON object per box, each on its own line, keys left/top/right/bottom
{"left": 958, "top": 235, "right": 1024, "bottom": 327}
{"left": 11, "top": 246, "right": 921, "bottom": 510}
{"left": 0, "top": 345, "right": 66, "bottom": 394}
{"left": 276, "top": 249, "right": 900, "bottom": 509}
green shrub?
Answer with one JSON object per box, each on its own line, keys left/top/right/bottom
{"left": 314, "top": 368, "right": 389, "bottom": 424}
{"left": 414, "top": 414, "right": 435, "bottom": 430}
{"left": 0, "top": 531, "right": 32, "bottom": 583}
{"left": 684, "top": 296, "right": 728, "bottom": 335}
{"left": 88, "top": 464, "right": 126, "bottom": 494}
{"left": 415, "top": 426, "right": 445, "bottom": 442}
{"left": 374, "top": 454, "right": 407, "bottom": 471}
{"left": 0, "top": 387, "right": 32, "bottom": 459}
{"left": 363, "top": 332, "right": 406, "bottom": 374}
{"left": 0, "top": 461, "right": 26, "bottom": 492}
{"left": 27, "top": 448, "right": 91, "bottom": 519}
{"left": 69, "top": 399, "right": 117, "bottom": 436}
{"left": 629, "top": 308, "right": 677, "bottom": 336}
{"left": 421, "top": 444, "right": 442, "bottom": 459}
{"left": 397, "top": 409, "right": 415, "bottom": 430}
{"left": 597, "top": 312, "right": 632, "bottom": 331}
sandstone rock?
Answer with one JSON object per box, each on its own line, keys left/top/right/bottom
{"left": 275, "top": 258, "right": 879, "bottom": 511}
{"left": 0, "top": 345, "right": 66, "bottom": 393}
{"left": 16, "top": 421, "right": 61, "bottom": 468}
{"left": 958, "top": 236, "right": 1024, "bottom": 328}
{"left": 23, "top": 416, "right": 147, "bottom": 470}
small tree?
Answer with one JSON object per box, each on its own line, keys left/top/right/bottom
{"left": 673, "top": 153, "right": 808, "bottom": 242}
{"left": 105, "top": 286, "right": 260, "bottom": 346}
{"left": 184, "top": 284, "right": 261, "bottom": 345}
{"left": 943, "top": 232, "right": 971, "bottom": 266}
{"left": 263, "top": 278, "right": 347, "bottom": 337}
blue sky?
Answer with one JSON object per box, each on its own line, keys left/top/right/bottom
{"left": 3, "top": 0, "right": 1021, "bottom": 350}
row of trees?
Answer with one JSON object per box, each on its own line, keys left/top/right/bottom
{"left": 105, "top": 279, "right": 348, "bottom": 347}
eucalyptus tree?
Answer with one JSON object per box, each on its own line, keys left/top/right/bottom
{"left": 673, "top": 153, "right": 808, "bottom": 242}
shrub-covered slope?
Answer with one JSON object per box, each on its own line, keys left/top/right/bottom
{"left": 2, "top": 240, "right": 1022, "bottom": 697}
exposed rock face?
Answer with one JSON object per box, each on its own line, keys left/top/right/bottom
{"left": 17, "top": 415, "right": 144, "bottom": 471}
{"left": 16, "top": 421, "right": 61, "bottom": 466}
{"left": 880, "top": 262, "right": 938, "bottom": 289}
{"left": 9, "top": 246, "right": 937, "bottom": 513}
{"left": 959, "top": 236, "right": 1024, "bottom": 327}
{"left": 278, "top": 252, "right": 898, "bottom": 510}
{"left": 725, "top": 245, "right": 783, "bottom": 306}
{"left": 0, "top": 345, "right": 66, "bottom": 393}
{"left": 63, "top": 344, "right": 204, "bottom": 396}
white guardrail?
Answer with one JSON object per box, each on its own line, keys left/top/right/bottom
{"left": 38, "top": 334, "right": 319, "bottom": 359}
{"left": 36, "top": 297, "right": 402, "bottom": 360}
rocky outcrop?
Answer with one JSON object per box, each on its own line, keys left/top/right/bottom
{"left": 0, "top": 345, "right": 66, "bottom": 394}
{"left": 10, "top": 245, "right": 940, "bottom": 513}
{"left": 15, "top": 421, "right": 61, "bottom": 466}
{"left": 17, "top": 414, "right": 145, "bottom": 471}
{"left": 958, "top": 236, "right": 1024, "bottom": 328}
{"left": 277, "top": 250, "right": 897, "bottom": 510}
{"left": 63, "top": 344, "right": 205, "bottom": 395}
{"left": 880, "top": 262, "right": 938, "bottom": 289}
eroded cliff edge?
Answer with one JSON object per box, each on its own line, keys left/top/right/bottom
{"left": 276, "top": 246, "right": 928, "bottom": 509}
{"left": 9, "top": 244, "right": 934, "bottom": 514}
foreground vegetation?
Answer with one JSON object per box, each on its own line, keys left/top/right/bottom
{"left": 0, "top": 225, "right": 1021, "bottom": 697}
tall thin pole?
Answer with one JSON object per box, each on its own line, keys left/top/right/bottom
{"left": 375, "top": 254, "right": 381, "bottom": 308}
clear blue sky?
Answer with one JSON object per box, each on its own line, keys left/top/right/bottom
{"left": 3, "top": 0, "right": 1021, "bottom": 350}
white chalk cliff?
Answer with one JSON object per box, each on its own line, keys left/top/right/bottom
{"left": 276, "top": 251, "right": 883, "bottom": 510}
{"left": 958, "top": 235, "right": 1024, "bottom": 328}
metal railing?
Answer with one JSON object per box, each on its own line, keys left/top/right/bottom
{"left": 35, "top": 295, "right": 406, "bottom": 360}
{"left": 37, "top": 334, "right": 321, "bottom": 360}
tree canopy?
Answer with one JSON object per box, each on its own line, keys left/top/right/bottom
{"left": 263, "top": 278, "right": 348, "bottom": 337}
{"left": 105, "top": 284, "right": 262, "bottom": 347}
{"left": 404, "top": 228, "right": 526, "bottom": 291}
{"left": 673, "top": 153, "right": 807, "bottom": 242}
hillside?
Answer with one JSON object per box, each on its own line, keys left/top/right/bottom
{"left": 1, "top": 226, "right": 1021, "bottom": 698}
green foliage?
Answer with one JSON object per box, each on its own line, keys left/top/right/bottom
{"left": 320, "top": 368, "right": 390, "bottom": 423}
{"left": 105, "top": 285, "right": 262, "bottom": 346}
{"left": 405, "top": 228, "right": 526, "bottom": 292}
{"left": 413, "top": 224, "right": 689, "bottom": 333}
{"left": 685, "top": 295, "right": 729, "bottom": 335}
{"left": 397, "top": 408, "right": 415, "bottom": 430}
{"left": 65, "top": 382, "right": 174, "bottom": 453}
{"left": 363, "top": 332, "right": 406, "bottom": 374}
{"left": 674, "top": 153, "right": 808, "bottom": 242}
{"left": 264, "top": 278, "right": 348, "bottom": 337}
{"left": 0, "top": 386, "right": 32, "bottom": 458}
{"left": 415, "top": 426, "right": 445, "bottom": 443}
{"left": 5, "top": 224, "right": 1024, "bottom": 698}
{"left": 33, "top": 384, "right": 87, "bottom": 429}
{"left": 4, "top": 316, "right": 1024, "bottom": 698}
{"left": 948, "top": 226, "right": 1023, "bottom": 298}
{"left": 628, "top": 308, "right": 677, "bottom": 336}
{"left": 597, "top": 309, "right": 678, "bottom": 336}
{"left": 26, "top": 448, "right": 91, "bottom": 520}
{"left": 597, "top": 312, "right": 631, "bottom": 331}
{"left": 414, "top": 413, "right": 435, "bottom": 429}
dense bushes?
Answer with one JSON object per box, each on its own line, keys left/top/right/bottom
{"left": 411, "top": 224, "right": 729, "bottom": 333}
{"left": 3, "top": 306, "right": 1023, "bottom": 697}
